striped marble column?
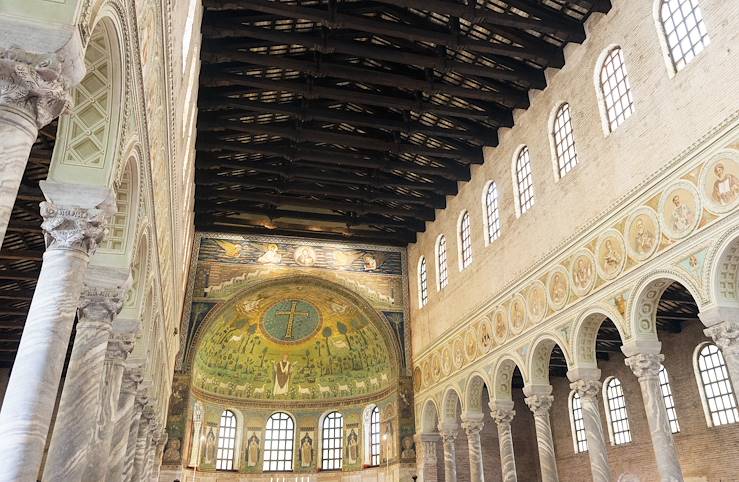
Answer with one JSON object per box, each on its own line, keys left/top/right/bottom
{"left": 122, "top": 390, "right": 149, "bottom": 482}
{"left": 83, "top": 331, "right": 136, "bottom": 481}
{"left": 416, "top": 433, "right": 440, "bottom": 482}
{"left": 142, "top": 422, "right": 160, "bottom": 481}
{"left": 461, "top": 416, "right": 485, "bottom": 482}
{"left": 491, "top": 401, "right": 517, "bottom": 482}
{"left": 108, "top": 374, "right": 144, "bottom": 482}
{"left": 0, "top": 49, "right": 71, "bottom": 250}
{"left": 524, "top": 393, "right": 559, "bottom": 482}
{"left": 570, "top": 379, "right": 612, "bottom": 482}
{"left": 439, "top": 428, "right": 458, "bottom": 482}
{"left": 0, "top": 182, "right": 114, "bottom": 482}
{"left": 151, "top": 429, "right": 168, "bottom": 481}
{"left": 625, "top": 353, "right": 684, "bottom": 482}
{"left": 43, "top": 267, "right": 131, "bottom": 481}
{"left": 131, "top": 405, "right": 155, "bottom": 481}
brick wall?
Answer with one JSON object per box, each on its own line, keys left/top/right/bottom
{"left": 549, "top": 322, "right": 739, "bottom": 482}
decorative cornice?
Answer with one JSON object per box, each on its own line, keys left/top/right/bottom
{"left": 0, "top": 48, "right": 72, "bottom": 128}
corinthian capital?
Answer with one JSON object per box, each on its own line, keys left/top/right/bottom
{"left": 491, "top": 408, "right": 515, "bottom": 426}
{"left": 106, "top": 333, "right": 136, "bottom": 363}
{"left": 705, "top": 320, "right": 739, "bottom": 351}
{"left": 625, "top": 353, "right": 664, "bottom": 380}
{"left": 77, "top": 267, "right": 132, "bottom": 325}
{"left": 0, "top": 48, "right": 71, "bottom": 127}
{"left": 121, "top": 366, "right": 144, "bottom": 395}
{"left": 461, "top": 419, "right": 484, "bottom": 435}
{"left": 570, "top": 379, "right": 602, "bottom": 400}
{"left": 524, "top": 394, "right": 553, "bottom": 415}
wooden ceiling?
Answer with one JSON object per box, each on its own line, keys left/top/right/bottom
{"left": 195, "top": 0, "right": 611, "bottom": 245}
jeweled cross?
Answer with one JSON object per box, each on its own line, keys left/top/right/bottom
{"left": 275, "top": 301, "right": 309, "bottom": 339}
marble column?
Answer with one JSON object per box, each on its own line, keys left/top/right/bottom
{"left": 44, "top": 267, "right": 131, "bottom": 481}
{"left": 461, "top": 415, "right": 485, "bottom": 482}
{"left": 0, "top": 182, "right": 115, "bottom": 482}
{"left": 121, "top": 390, "right": 149, "bottom": 482}
{"left": 152, "top": 429, "right": 168, "bottom": 481}
{"left": 625, "top": 353, "right": 684, "bottom": 482}
{"left": 132, "top": 405, "right": 155, "bottom": 481}
{"left": 416, "top": 433, "right": 440, "bottom": 482}
{"left": 188, "top": 400, "right": 204, "bottom": 467}
{"left": 0, "top": 49, "right": 71, "bottom": 250}
{"left": 570, "top": 377, "right": 612, "bottom": 482}
{"left": 142, "top": 422, "right": 160, "bottom": 481}
{"left": 83, "top": 331, "right": 136, "bottom": 481}
{"left": 108, "top": 370, "right": 144, "bottom": 482}
{"left": 704, "top": 319, "right": 739, "bottom": 392}
{"left": 439, "top": 427, "right": 458, "bottom": 482}
{"left": 490, "top": 400, "right": 517, "bottom": 482}
{"left": 524, "top": 390, "right": 559, "bottom": 482}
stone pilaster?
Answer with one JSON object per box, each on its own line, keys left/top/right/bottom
{"left": 122, "top": 390, "right": 149, "bottom": 482}
{"left": 625, "top": 353, "right": 684, "bottom": 482}
{"left": 44, "top": 267, "right": 131, "bottom": 482}
{"left": 0, "top": 49, "right": 71, "bottom": 250}
{"left": 108, "top": 367, "right": 144, "bottom": 482}
{"left": 460, "top": 416, "right": 485, "bottom": 482}
{"left": 439, "top": 427, "right": 458, "bottom": 482}
{"left": 570, "top": 378, "right": 612, "bottom": 482}
{"left": 704, "top": 319, "right": 739, "bottom": 392}
{"left": 0, "top": 182, "right": 114, "bottom": 482}
{"left": 83, "top": 331, "right": 136, "bottom": 481}
{"left": 416, "top": 433, "right": 440, "bottom": 482}
{"left": 188, "top": 400, "right": 204, "bottom": 467}
{"left": 491, "top": 401, "right": 517, "bottom": 482}
{"left": 524, "top": 392, "right": 559, "bottom": 482}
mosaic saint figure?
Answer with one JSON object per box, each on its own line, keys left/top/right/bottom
{"left": 300, "top": 433, "right": 313, "bottom": 467}
{"left": 163, "top": 438, "right": 180, "bottom": 463}
{"left": 400, "top": 436, "right": 416, "bottom": 459}
{"left": 363, "top": 254, "right": 378, "bottom": 271}
{"left": 204, "top": 427, "right": 216, "bottom": 464}
{"left": 272, "top": 354, "right": 291, "bottom": 396}
{"left": 670, "top": 194, "right": 694, "bottom": 232}
{"left": 712, "top": 162, "right": 739, "bottom": 206}
{"left": 346, "top": 429, "right": 359, "bottom": 463}
{"left": 294, "top": 246, "right": 316, "bottom": 266}
{"left": 258, "top": 244, "right": 282, "bottom": 264}
{"left": 247, "top": 433, "right": 260, "bottom": 467}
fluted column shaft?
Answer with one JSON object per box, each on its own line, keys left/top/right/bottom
{"left": 491, "top": 403, "right": 517, "bottom": 482}
{"left": 0, "top": 183, "right": 114, "bottom": 482}
{"left": 461, "top": 417, "right": 485, "bottom": 482}
{"left": 83, "top": 334, "right": 135, "bottom": 480}
{"left": 416, "top": 433, "right": 440, "bottom": 482}
{"left": 107, "top": 367, "right": 143, "bottom": 482}
{"left": 525, "top": 395, "right": 559, "bottom": 482}
{"left": 705, "top": 320, "right": 739, "bottom": 393}
{"left": 625, "top": 353, "right": 684, "bottom": 482}
{"left": 571, "top": 379, "right": 611, "bottom": 482}
{"left": 122, "top": 392, "right": 148, "bottom": 482}
{"left": 440, "top": 429, "right": 458, "bottom": 482}
{"left": 0, "top": 49, "right": 71, "bottom": 250}
{"left": 44, "top": 268, "right": 130, "bottom": 481}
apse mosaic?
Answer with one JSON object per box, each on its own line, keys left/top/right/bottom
{"left": 192, "top": 280, "right": 396, "bottom": 401}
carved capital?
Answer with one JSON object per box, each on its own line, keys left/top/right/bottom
{"left": 121, "top": 367, "right": 144, "bottom": 395}
{"left": 439, "top": 430, "right": 457, "bottom": 445}
{"left": 0, "top": 48, "right": 71, "bottom": 127}
{"left": 461, "top": 419, "right": 484, "bottom": 435}
{"left": 525, "top": 394, "right": 554, "bottom": 415}
{"left": 705, "top": 320, "right": 739, "bottom": 352}
{"left": 106, "top": 333, "right": 135, "bottom": 363}
{"left": 570, "top": 379, "right": 602, "bottom": 400}
{"left": 40, "top": 202, "right": 110, "bottom": 254}
{"left": 491, "top": 408, "right": 515, "bottom": 426}
{"left": 625, "top": 353, "right": 664, "bottom": 380}
{"left": 77, "top": 271, "right": 131, "bottom": 326}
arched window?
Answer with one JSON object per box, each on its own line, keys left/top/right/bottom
{"left": 569, "top": 390, "right": 588, "bottom": 453}
{"left": 369, "top": 406, "right": 381, "bottom": 466}
{"left": 459, "top": 211, "right": 472, "bottom": 270}
{"left": 263, "top": 412, "right": 295, "bottom": 472}
{"left": 658, "top": 364, "right": 680, "bottom": 433}
{"left": 659, "top": 0, "right": 709, "bottom": 72}
{"left": 484, "top": 181, "right": 501, "bottom": 244}
{"left": 321, "top": 411, "right": 344, "bottom": 470}
{"left": 436, "top": 235, "right": 448, "bottom": 291}
{"left": 603, "top": 377, "right": 632, "bottom": 445}
{"left": 598, "top": 47, "right": 634, "bottom": 132}
{"left": 695, "top": 343, "right": 738, "bottom": 426}
{"left": 515, "top": 147, "right": 535, "bottom": 215}
{"left": 216, "top": 410, "right": 237, "bottom": 470}
{"left": 418, "top": 257, "right": 429, "bottom": 307}
{"left": 552, "top": 103, "right": 578, "bottom": 177}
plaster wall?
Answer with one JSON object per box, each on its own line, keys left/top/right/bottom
{"left": 407, "top": 0, "right": 739, "bottom": 356}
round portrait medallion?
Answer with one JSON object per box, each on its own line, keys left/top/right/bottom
{"left": 509, "top": 295, "right": 527, "bottom": 335}
{"left": 625, "top": 207, "right": 661, "bottom": 262}
{"left": 546, "top": 266, "right": 570, "bottom": 310}
{"left": 699, "top": 150, "right": 739, "bottom": 214}
{"left": 658, "top": 180, "right": 702, "bottom": 240}
{"left": 595, "top": 229, "right": 626, "bottom": 281}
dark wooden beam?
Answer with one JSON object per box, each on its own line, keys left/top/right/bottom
{"left": 0, "top": 250, "right": 43, "bottom": 261}
{"left": 0, "top": 270, "right": 39, "bottom": 281}
{"left": 0, "top": 289, "right": 34, "bottom": 301}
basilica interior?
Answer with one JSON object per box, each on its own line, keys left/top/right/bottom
{"left": 1, "top": 0, "right": 739, "bottom": 481}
